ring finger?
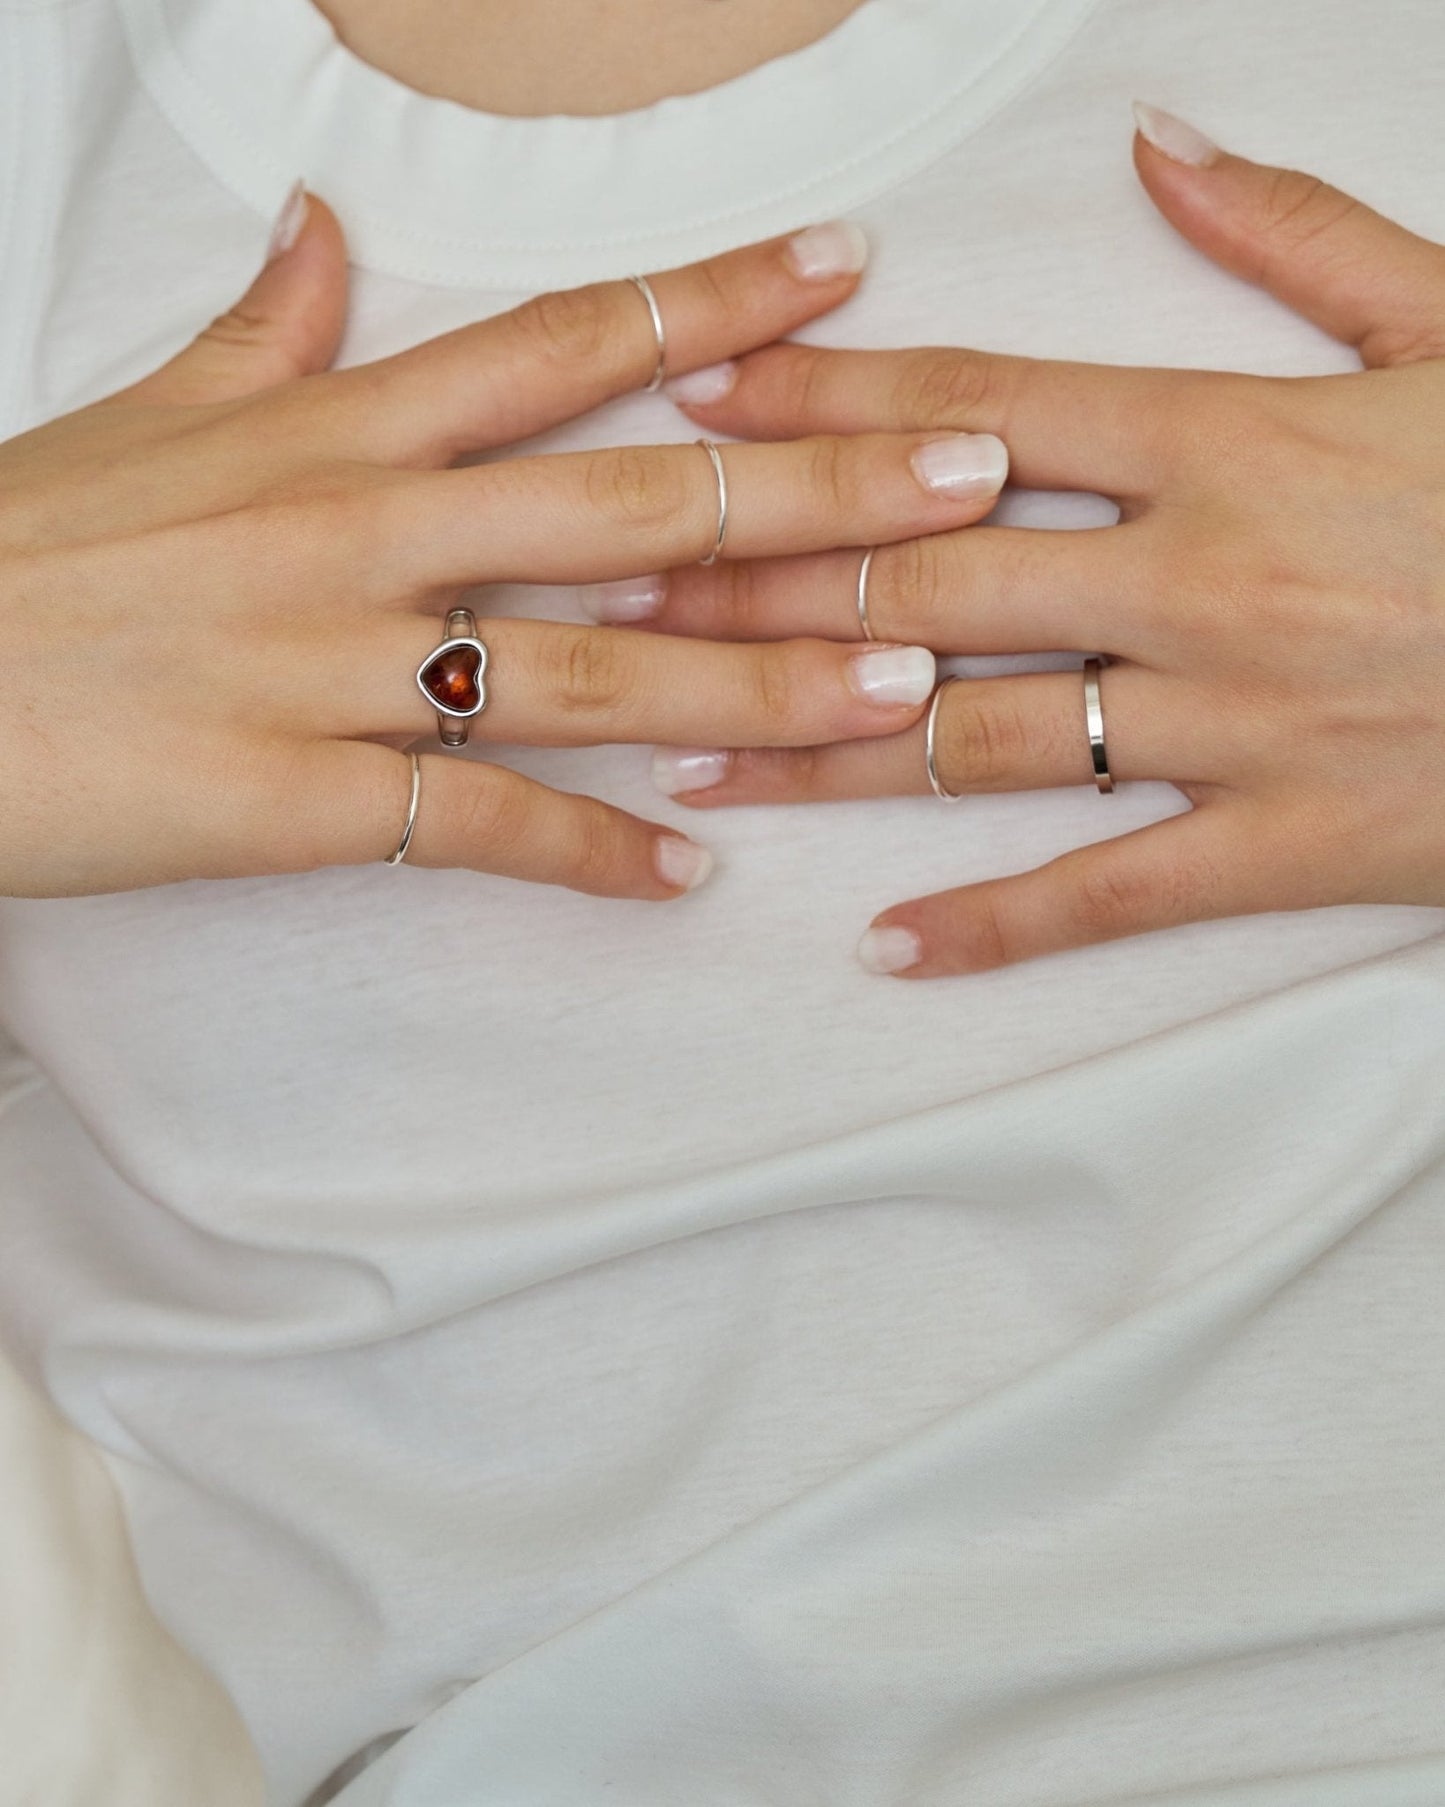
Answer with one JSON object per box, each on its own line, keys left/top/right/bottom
{"left": 647, "top": 665, "right": 1226, "bottom": 803}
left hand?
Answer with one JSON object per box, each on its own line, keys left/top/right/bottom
{"left": 615, "top": 105, "right": 1445, "bottom": 978}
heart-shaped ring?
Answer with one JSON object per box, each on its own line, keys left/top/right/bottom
{"left": 417, "top": 607, "right": 489, "bottom": 747}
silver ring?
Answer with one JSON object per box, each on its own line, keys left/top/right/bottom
{"left": 697, "top": 439, "right": 729, "bottom": 565}
{"left": 1082, "top": 656, "right": 1115, "bottom": 793}
{"left": 416, "top": 606, "right": 489, "bottom": 748}
{"left": 628, "top": 274, "right": 668, "bottom": 392}
{"left": 925, "top": 676, "right": 965, "bottom": 802}
{"left": 384, "top": 751, "right": 422, "bottom": 865}
{"left": 857, "top": 547, "right": 876, "bottom": 641}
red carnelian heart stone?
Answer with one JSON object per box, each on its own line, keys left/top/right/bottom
{"left": 420, "top": 645, "right": 482, "bottom": 711}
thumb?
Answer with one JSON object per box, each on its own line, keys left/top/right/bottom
{"left": 124, "top": 184, "right": 350, "bottom": 405}
{"left": 1130, "top": 102, "right": 1445, "bottom": 368}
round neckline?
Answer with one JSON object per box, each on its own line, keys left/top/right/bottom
{"left": 118, "top": 0, "right": 1101, "bottom": 289}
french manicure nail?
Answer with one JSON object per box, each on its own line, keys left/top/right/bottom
{"left": 655, "top": 835, "right": 715, "bottom": 891}
{"left": 857, "top": 925, "right": 923, "bottom": 974}
{"left": 652, "top": 747, "right": 730, "bottom": 795}
{"left": 579, "top": 575, "right": 667, "bottom": 623}
{"left": 266, "top": 179, "right": 308, "bottom": 263}
{"left": 847, "top": 644, "right": 937, "bottom": 707}
{"left": 1131, "top": 101, "right": 1220, "bottom": 168}
{"left": 785, "top": 221, "right": 869, "bottom": 282}
{"left": 665, "top": 361, "right": 739, "bottom": 405}
{"left": 911, "top": 433, "right": 1009, "bottom": 498}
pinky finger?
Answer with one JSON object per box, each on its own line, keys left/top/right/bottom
{"left": 279, "top": 739, "right": 716, "bottom": 899}
{"left": 858, "top": 802, "right": 1255, "bottom": 978}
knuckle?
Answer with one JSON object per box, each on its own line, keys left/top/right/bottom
{"left": 947, "top": 689, "right": 1032, "bottom": 785}
{"left": 716, "top": 559, "right": 769, "bottom": 639}
{"left": 551, "top": 624, "right": 632, "bottom": 716}
{"left": 962, "top": 891, "right": 1017, "bottom": 971}
{"left": 750, "top": 644, "right": 802, "bottom": 735}
{"left": 1256, "top": 169, "right": 1361, "bottom": 258}
{"left": 805, "top": 435, "right": 857, "bottom": 517}
{"left": 584, "top": 444, "right": 689, "bottom": 535}
{"left": 514, "top": 283, "right": 612, "bottom": 367}
{"left": 201, "top": 304, "right": 275, "bottom": 351}
{"left": 897, "top": 351, "right": 999, "bottom": 427}
{"left": 878, "top": 535, "right": 941, "bottom": 637}
{"left": 454, "top": 768, "right": 528, "bottom": 861}
{"left": 569, "top": 802, "right": 622, "bottom": 893}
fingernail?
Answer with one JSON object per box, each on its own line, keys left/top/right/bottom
{"left": 857, "top": 924, "right": 923, "bottom": 974}
{"left": 1131, "top": 102, "right": 1220, "bottom": 168}
{"left": 652, "top": 747, "right": 730, "bottom": 795}
{"left": 847, "top": 644, "right": 937, "bottom": 708}
{"left": 665, "top": 361, "right": 738, "bottom": 405}
{"left": 911, "top": 432, "right": 1009, "bottom": 498}
{"left": 579, "top": 575, "right": 667, "bottom": 623}
{"left": 266, "top": 179, "right": 308, "bottom": 263}
{"left": 655, "top": 835, "right": 715, "bottom": 892}
{"left": 785, "top": 221, "right": 869, "bottom": 282}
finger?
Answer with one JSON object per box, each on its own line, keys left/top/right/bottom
{"left": 648, "top": 667, "right": 1218, "bottom": 806}
{"left": 268, "top": 614, "right": 942, "bottom": 747}
{"left": 274, "top": 740, "right": 717, "bottom": 899}
{"left": 856, "top": 803, "right": 1254, "bottom": 979}
{"left": 120, "top": 189, "right": 350, "bottom": 405}
{"left": 1132, "top": 103, "right": 1445, "bottom": 368}
{"left": 392, "top": 430, "right": 1010, "bottom": 591}
{"left": 666, "top": 340, "right": 1192, "bottom": 497}
{"left": 586, "top": 524, "right": 1146, "bottom": 657}
{"left": 322, "top": 222, "right": 872, "bottom": 463}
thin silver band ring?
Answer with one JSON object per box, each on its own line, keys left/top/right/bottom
{"left": 384, "top": 751, "right": 422, "bottom": 865}
{"left": 925, "top": 676, "right": 965, "bottom": 802}
{"left": 857, "top": 547, "right": 877, "bottom": 641}
{"left": 1083, "top": 656, "right": 1115, "bottom": 793}
{"left": 628, "top": 274, "right": 668, "bottom": 392}
{"left": 697, "top": 439, "right": 729, "bottom": 565}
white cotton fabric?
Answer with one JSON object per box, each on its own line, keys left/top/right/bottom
{"left": 2, "top": 1, "right": 1445, "bottom": 1802}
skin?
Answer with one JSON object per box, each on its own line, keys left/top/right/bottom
{"left": 0, "top": 208, "right": 1014, "bottom": 901}
{"left": 636, "top": 117, "right": 1445, "bottom": 978}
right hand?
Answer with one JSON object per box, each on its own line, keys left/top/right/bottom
{"left": 0, "top": 194, "right": 1009, "bottom": 902}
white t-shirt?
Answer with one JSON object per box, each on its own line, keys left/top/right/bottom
{"left": 3, "top": 1, "right": 1445, "bottom": 1802}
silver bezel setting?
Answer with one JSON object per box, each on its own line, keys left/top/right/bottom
{"left": 415, "top": 636, "right": 490, "bottom": 719}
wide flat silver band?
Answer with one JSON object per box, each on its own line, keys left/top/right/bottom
{"left": 925, "top": 676, "right": 964, "bottom": 801}
{"left": 384, "top": 751, "right": 422, "bottom": 865}
{"left": 857, "top": 547, "right": 876, "bottom": 641}
{"left": 628, "top": 274, "right": 668, "bottom": 392}
{"left": 697, "top": 439, "right": 729, "bottom": 565}
{"left": 1083, "top": 655, "right": 1115, "bottom": 793}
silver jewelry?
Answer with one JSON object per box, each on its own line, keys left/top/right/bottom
{"left": 627, "top": 274, "right": 668, "bottom": 392}
{"left": 384, "top": 751, "right": 422, "bottom": 866}
{"left": 416, "top": 606, "right": 489, "bottom": 748}
{"left": 856, "top": 547, "right": 877, "bottom": 641}
{"left": 1082, "top": 656, "right": 1114, "bottom": 793}
{"left": 925, "top": 676, "right": 965, "bottom": 801}
{"left": 697, "top": 439, "right": 729, "bottom": 565}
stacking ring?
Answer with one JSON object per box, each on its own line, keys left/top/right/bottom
{"left": 925, "top": 676, "right": 965, "bottom": 801}
{"left": 857, "top": 547, "right": 877, "bottom": 641}
{"left": 628, "top": 274, "right": 668, "bottom": 392}
{"left": 1082, "top": 656, "right": 1115, "bottom": 793}
{"left": 696, "top": 439, "right": 729, "bottom": 565}
{"left": 416, "top": 607, "right": 489, "bottom": 747}
{"left": 384, "top": 751, "right": 422, "bottom": 866}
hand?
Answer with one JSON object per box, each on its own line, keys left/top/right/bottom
{"left": 0, "top": 201, "right": 1009, "bottom": 900}
{"left": 641, "top": 106, "right": 1445, "bottom": 976}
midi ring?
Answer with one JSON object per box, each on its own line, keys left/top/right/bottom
{"left": 1082, "top": 656, "right": 1115, "bottom": 794}
{"left": 416, "top": 607, "right": 489, "bottom": 747}
{"left": 628, "top": 274, "right": 668, "bottom": 392}
{"left": 857, "top": 547, "right": 877, "bottom": 641}
{"left": 696, "top": 439, "right": 729, "bottom": 565}
{"left": 384, "top": 751, "right": 422, "bottom": 866}
{"left": 925, "top": 676, "right": 965, "bottom": 802}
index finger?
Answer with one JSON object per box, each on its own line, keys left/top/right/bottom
{"left": 321, "top": 223, "right": 872, "bottom": 465}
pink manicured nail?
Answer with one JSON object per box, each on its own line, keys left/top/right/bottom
{"left": 785, "top": 221, "right": 869, "bottom": 281}
{"left": 266, "top": 180, "right": 308, "bottom": 263}
{"left": 665, "top": 361, "right": 739, "bottom": 405}
{"left": 1131, "top": 102, "right": 1220, "bottom": 168}
{"left": 911, "top": 433, "right": 1009, "bottom": 498}
{"left": 857, "top": 925, "right": 923, "bottom": 974}
{"left": 653, "top": 748, "right": 730, "bottom": 795}
{"left": 655, "top": 835, "right": 715, "bottom": 891}
{"left": 579, "top": 575, "right": 667, "bottom": 623}
{"left": 847, "top": 644, "right": 936, "bottom": 707}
